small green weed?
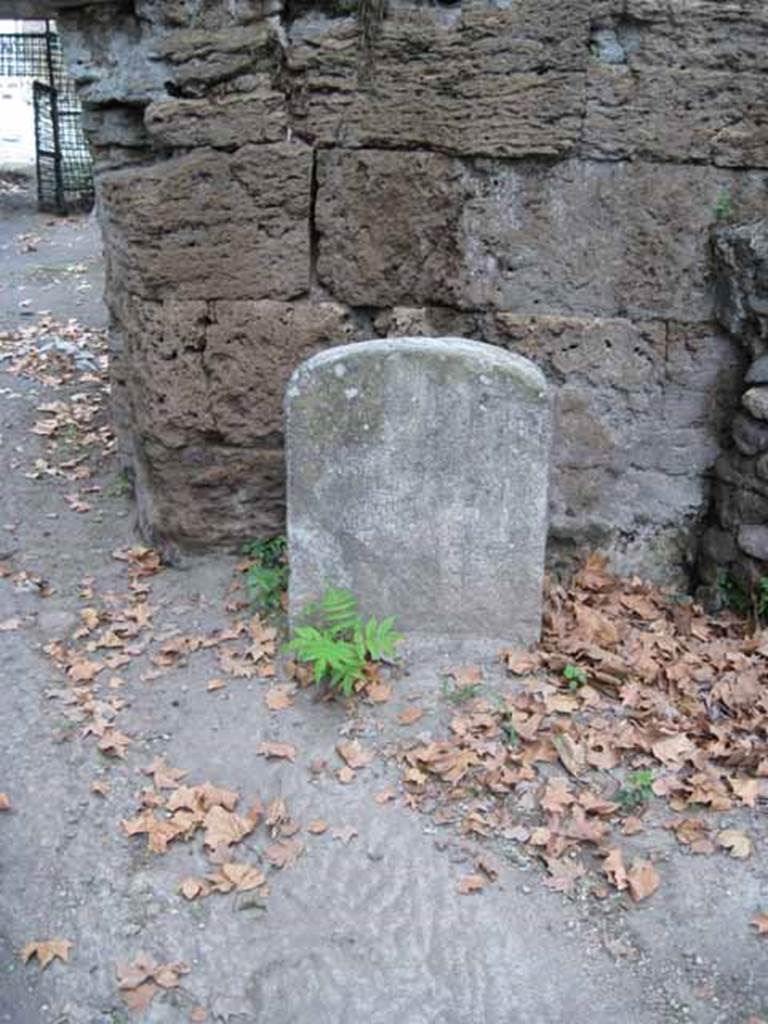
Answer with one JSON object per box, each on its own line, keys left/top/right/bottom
{"left": 441, "top": 678, "right": 483, "bottom": 704}
{"left": 500, "top": 711, "right": 518, "bottom": 748}
{"left": 563, "top": 663, "right": 588, "bottom": 691}
{"left": 713, "top": 187, "right": 734, "bottom": 222}
{"left": 617, "top": 769, "right": 654, "bottom": 810}
{"left": 285, "top": 588, "right": 402, "bottom": 697}
{"left": 242, "top": 535, "right": 288, "bottom": 614}
{"left": 105, "top": 469, "right": 132, "bottom": 498}
{"left": 716, "top": 570, "right": 768, "bottom": 623}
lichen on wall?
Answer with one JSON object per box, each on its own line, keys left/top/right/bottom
{"left": 51, "top": 0, "right": 768, "bottom": 580}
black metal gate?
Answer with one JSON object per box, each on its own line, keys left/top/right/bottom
{"left": 0, "top": 21, "right": 93, "bottom": 214}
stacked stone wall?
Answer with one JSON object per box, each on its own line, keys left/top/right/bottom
{"left": 48, "top": 0, "right": 768, "bottom": 579}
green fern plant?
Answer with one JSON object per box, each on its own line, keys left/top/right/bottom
{"left": 286, "top": 588, "right": 402, "bottom": 697}
{"left": 242, "top": 535, "right": 288, "bottom": 614}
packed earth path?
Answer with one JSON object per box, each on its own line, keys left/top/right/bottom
{"left": 1, "top": 175, "right": 767, "bottom": 1024}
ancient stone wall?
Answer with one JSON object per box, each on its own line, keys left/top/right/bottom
{"left": 49, "top": 0, "right": 768, "bottom": 580}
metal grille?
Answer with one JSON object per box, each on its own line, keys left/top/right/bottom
{"left": 0, "top": 22, "right": 93, "bottom": 213}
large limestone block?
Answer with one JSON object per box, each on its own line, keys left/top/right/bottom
{"left": 286, "top": 338, "right": 552, "bottom": 655}
{"left": 317, "top": 150, "right": 768, "bottom": 320}
{"left": 287, "top": 1, "right": 589, "bottom": 158}
{"left": 620, "top": 1, "right": 768, "bottom": 73}
{"left": 584, "top": 65, "right": 768, "bottom": 167}
{"left": 119, "top": 297, "right": 357, "bottom": 449}
{"left": 100, "top": 143, "right": 311, "bottom": 301}
{"left": 145, "top": 88, "right": 288, "bottom": 148}
{"left": 135, "top": 442, "right": 286, "bottom": 551}
{"left": 488, "top": 316, "right": 741, "bottom": 560}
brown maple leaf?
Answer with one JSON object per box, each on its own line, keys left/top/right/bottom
{"left": 457, "top": 874, "right": 485, "bottom": 895}
{"left": 398, "top": 707, "right": 424, "bottom": 726}
{"left": 627, "top": 860, "right": 660, "bottom": 902}
{"left": 336, "top": 740, "right": 374, "bottom": 770}
{"left": 20, "top": 938, "right": 72, "bottom": 969}
{"left": 331, "top": 825, "right": 358, "bottom": 845}
{"left": 265, "top": 685, "right": 295, "bottom": 711}
{"left": 143, "top": 757, "right": 187, "bottom": 790}
{"left": 256, "top": 741, "right": 297, "bottom": 762}
{"left": 202, "top": 805, "right": 254, "bottom": 852}
{"left": 266, "top": 837, "right": 304, "bottom": 868}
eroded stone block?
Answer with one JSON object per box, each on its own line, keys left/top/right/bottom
{"left": 286, "top": 338, "right": 551, "bottom": 654}
{"left": 317, "top": 151, "right": 768, "bottom": 320}
{"left": 100, "top": 143, "right": 311, "bottom": 301}
{"left": 287, "top": 1, "right": 588, "bottom": 158}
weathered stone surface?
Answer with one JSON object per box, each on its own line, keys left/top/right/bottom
{"left": 619, "top": 1, "right": 768, "bottom": 73}
{"left": 318, "top": 151, "right": 768, "bottom": 319}
{"left": 204, "top": 300, "right": 359, "bottom": 444}
{"left": 145, "top": 87, "right": 288, "bottom": 148}
{"left": 287, "top": 2, "right": 588, "bottom": 158}
{"left": 584, "top": 65, "right": 768, "bottom": 166}
{"left": 746, "top": 354, "right": 768, "bottom": 384}
{"left": 488, "top": 315, "right": 741, "bottom": 579}
{"left": 135, "top": 442, "right": 285, "bottom": 551}
{"left": 287, "top": 338, "right": 551, "bottom": 653}
{"left": 100, "top": 143, "right": 311, "bottom": 301}
{"left": 136, "top": 0, "right": 280, "bottom": 30}
{"left": 737, "top": 525, "right": 768, "bottom": 562}
{"left": 742, "top": 387, "right": 768, "bottom": 421}
{"left": 733, "top": 412, "right": 768, "bottom": 456}
{"left": 712, "top": 221, "right": 768, "bottom": 355}
{"left": 118, "top": 297, "right": 357, "bottom": 452}
{"left": 148, "top": 24, "right": 275, "bottom": 96}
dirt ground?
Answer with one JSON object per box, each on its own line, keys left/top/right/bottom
{"left": 0, "top": 172, "right": 766, "bottom": 1024}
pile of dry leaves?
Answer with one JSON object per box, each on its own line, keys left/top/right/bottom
{"left": 400, "top": 555, "right": 767, "bottom": 899}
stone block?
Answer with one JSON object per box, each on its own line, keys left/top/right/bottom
{"left": 145, "top": 87, "right": 288, "bottom": 148}
{"left": 99, "top": 143, "right": 311, "bottom": 301}
{"left": 135, "top": 442, "right": 285, "bottom": 550}
{"left": 287, "top": 2, "right": 588, "bottom": 158}
{"left": 733, "top": 412, "right": 768, "bottom": 457}
{"left": 742, "top": 387, "right": 768, "bottom": 421}
{"left": 487, "top": 315, "right": 742, "bottom": 581}
{"left": 583, "top": 65, "right": 768, "bottom": 167}
{"left": 737, "top": 525, "right": 768, "bottom": 562}
{"left": 317, "top": 152, "right": 768, "bottom": 320}
{"left": 286, "top": 338, "right": 551, "bottom": 655}
{"left": 712, "top": 220, "right": 768, "bottom": 355}
{"left": 119, "top": 297, "right": 358, "bottom": 449}
{"left": 204, "top": 300, "right": 359, "bottom": 444}
{"left": 621, "top": 1, "right": 768, "bottom": 73}
{"left": 746, "top": 354, "right": 768, "bottom": 384}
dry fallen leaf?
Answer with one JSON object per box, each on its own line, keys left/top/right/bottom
{"left": 627, "top": 860, "right": 660, "bottom": 902}
{"left": 331, "top": 825, "right": 358, "bottom": 845}
{"left": 180, "top": 877, "right": 206, "bottom": 900}
{"left": 375, "top": 788, "right": 396, "bottom": 804}
{"left": 337, "top": 766, "right": 355, "bottom": 784}
{"left": 336, "top": 740, "right": 374, "bottom": 770}
{"left": 265, "top": 685, "right": 295, "bottom": 711}
{"left": 751, "top": 912, "right": 768, "bottom": 935}
{"left": 0, "top": 793, "right": 10, "bottom": 811}
{"left": 730, "top": 777, "right": 762, "bottom": 808}
{"left": 256, "top": 741, "right": 297, "bottom": 762}
{"left": 144, "top": 757, "right": 187, "bottom": 790}
{"left": 21, "top": 939, "right": 72, "bottom": 969}
{"left": 457, "top": 874, "right": 485, "bottom": 895}
{"left": 718, "top": 829, "right": 752, "bottom": 860}
{"left": 266, "top": 838, "right": 304, "bottom": 868}
{"left": 206, "top": 678, "right": 226, "bottom": 692}
{"left": 307, "top": 819, "right": 328, "bottom": 834}
{"left": 398, "top": 707, "right": 424, "bottom": 726}
{"left": 447, "top": 665, "right": 482, "bottom": 687}
{"left": 603, "top": 848, "right": 628, "bottom": 891}
{"left": 90, "top": 779, "right": 110, "bottom": 797}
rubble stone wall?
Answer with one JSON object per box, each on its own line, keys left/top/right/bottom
{"left": 49, "top": 0, "right": 768, "bottom": 580}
